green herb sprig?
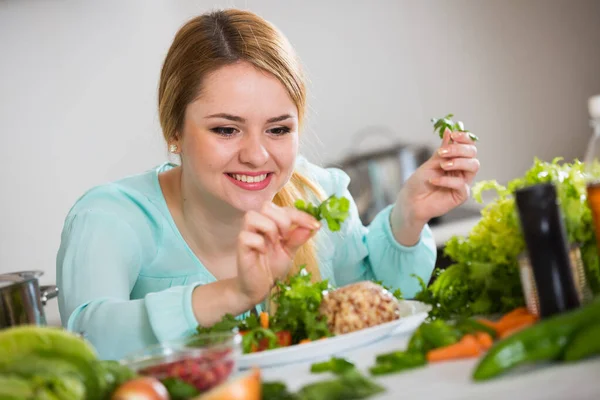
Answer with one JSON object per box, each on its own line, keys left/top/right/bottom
{"left": 294, "top": 195, "right": 350, "bottom": 232}
{"left": 431, "top": 113, "right": 479, "bottom": 142}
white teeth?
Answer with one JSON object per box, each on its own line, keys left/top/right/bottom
{"left": 230, "top": 174, "right": 268, "bottom": 183}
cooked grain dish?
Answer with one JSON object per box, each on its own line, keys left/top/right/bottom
{"left": 319, "top": 281, "right": 401, "bottom": 335}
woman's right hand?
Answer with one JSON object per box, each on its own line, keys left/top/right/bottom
{"left": 236, "top": 202, "right": 321, "bottom": 306}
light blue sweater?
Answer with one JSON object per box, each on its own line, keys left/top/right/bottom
{"left": 56, "top": 157, "right": 436, "bottom": 360}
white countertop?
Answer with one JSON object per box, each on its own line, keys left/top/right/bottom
{"left": 430, "top": 216, "right": 481, "bottom": 248}
{"left": 260, "top": 330, "right": 600, "bottom": 400}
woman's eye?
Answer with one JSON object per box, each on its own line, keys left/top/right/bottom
{"left": 211, "top": 127, "right": 237, "bottom": 136}
{"left": 268, "top": 126, "right": 291, "bottom": 136}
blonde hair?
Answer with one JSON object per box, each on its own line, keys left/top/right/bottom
{"left": 158, "top": 9, "right": 323, "bottom": 283}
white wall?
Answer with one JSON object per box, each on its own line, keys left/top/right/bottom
{"left": 1, "top": 0, "right": 599, "bottom": 326}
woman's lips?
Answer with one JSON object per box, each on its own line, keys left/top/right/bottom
{"left": 225, "top": 172, "right": 273, "bottom": 191}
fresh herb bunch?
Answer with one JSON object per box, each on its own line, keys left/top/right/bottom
{"left": 415, "top": 157, "right": 600, "bottom": 319}
{"left": 431, "top": 113, "right": 479, "bottom": 142}
{"left": 294, "top": 195, "right": 350, "bottom": 232}
{"left": 270, "top": 268, "right": 333, "bottom": 343}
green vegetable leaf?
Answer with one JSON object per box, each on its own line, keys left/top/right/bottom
{"left": 369, "top": 351, "right": 426, "bottom": 376}
{"left": 298, "top": 369, "right": 385, "bottom": 400}
{"left": 196, "top": 313, "right": 241, "bottom": 334}
{"left": 241, "top": 328, "right": 279, "bottom": 353}
{"left": 262, "top": 381, "right": 299, "bottom": 400}
{"left": 295, "top": 195, "right": 350, "bottom": 232}
{"left": 271, "top": 267, "right": 333, "bottom": 343}
{"left": 373, "top": 280, "right": 403, "bottom": 300}
{"left": 310, "top": 357, "right": 355, "bottom": 374}
{"left": 161, "top": 377, "right": 200, "bottom": 400}
{"left": 431, "top": 113, "right": 478, "bottom": 141}
{"left": 264, "top": 370, "right": 384, "bottom": 400}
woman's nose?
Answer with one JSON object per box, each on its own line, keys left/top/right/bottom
{"left": 239, "top": 133, "right": 269, "bottom": 166}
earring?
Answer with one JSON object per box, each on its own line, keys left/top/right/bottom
{"left": 169, "top": 144, "right": 178, "bottom": 153}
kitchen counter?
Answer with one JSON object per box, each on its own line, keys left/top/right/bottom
{"left": 260, "top": 329, "right": 600, "bottom": 399}
{"left": 430, "top": 215, "right": 481, "bottom": 248}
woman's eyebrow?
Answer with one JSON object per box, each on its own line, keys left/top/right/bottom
{"left": 205, "top": 113, "right": 245, "bottom": 122}
{"left": 266, "top": 114, "right": 294, "bottom": 123}
{"left": 204, "top": 113, "right": 295, "bottom": 123}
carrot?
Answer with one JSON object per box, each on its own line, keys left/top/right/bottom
{"left": 476, "top": 308, "right": 537, "bottom": 337}
{"left": 495, "top": 313, "right": 537, "bottom": 337}
{"left": 260, "top": 312, "right": 269, "bottom": 329}
{"left": 476, "top": 318, "right": 499, "bottom": 334}
{"left": 299, "top": 339, "right": 312, "bottom": 345}
{"left": 499, "top": 307, "right": 530, "bottom": 321}
{"left": 499, "top": 317, "right": 537, "bottom": 339}
{"left": 475, "top": 332, "right": 494, "bottom": 350}
{"left": 426, "top": 334, "right": 482, "bottom": 362}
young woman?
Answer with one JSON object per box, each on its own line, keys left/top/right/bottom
{"left": 57, "top": 9, "right": 480, "bottom": 360}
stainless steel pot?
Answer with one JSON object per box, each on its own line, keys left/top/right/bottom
{"left": 0, "top": 270, "right": 58, "bottom": 328}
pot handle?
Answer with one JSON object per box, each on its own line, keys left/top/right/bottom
{"left": 40, "top": 285, "right": 59, "bottom": 306}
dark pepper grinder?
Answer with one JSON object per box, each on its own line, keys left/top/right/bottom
{"left": 515, "top": 183, "right": 580, "bottom": 318}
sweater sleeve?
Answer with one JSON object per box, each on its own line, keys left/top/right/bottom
{"left": 56, "top": 210, "right": 200, "bottom": 360}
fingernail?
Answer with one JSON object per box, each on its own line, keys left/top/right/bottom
{"left": 441, "top": 161, "right": 453, "bottom": 169}
{"left": 312, "top": 221, "right": 321, "bottom": 229}
{"left": 438, "top": 148, "right": 449, "bottom": 156}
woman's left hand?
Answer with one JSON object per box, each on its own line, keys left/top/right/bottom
{"left": 391, "top": 128, "right": 480, "bottom": 246}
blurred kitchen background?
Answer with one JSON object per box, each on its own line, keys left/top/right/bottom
{"left": 1, "top": 0, "right": 600, "bottom": 326}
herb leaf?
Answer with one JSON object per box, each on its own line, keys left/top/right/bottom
{"left": 431, "top": 113, "right": 479, "bottom": 141}
{"left": 294, "top": 195, "right": 350, "bottom": 232}
{"left": 310, "top": 357, "right": 355, "bottom": 374}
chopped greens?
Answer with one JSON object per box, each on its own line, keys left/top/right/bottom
{"left": 431, "top": 113, "right": 479, "bottom": 142}
{"left": 160, "top": 377, "right": 200, "bottom": 400}
{"left": 241, "top": 327, "right": 279, "bottom": 354}
{"left": 310, "top": 357, "right": 355, "bottom": 374}
{"left": 194, "top": 267, "right": 332, "bottom": 353}
{"left": 369, "top": 317, "right": 493, "bottom": 376}
{"left": 369, "top": 351, "right": 426, "bottom": 376}
{"left": 263, "top": 369, "right": 384, "bottom": 400}
{"left": 298, "top": 369, "right": 385, "bottom": 400}
{"left": 270, "top": 268, "right": 333, "bottom": 343}
{"left": 294, "top": 195, "right": 350, "bottom": 232}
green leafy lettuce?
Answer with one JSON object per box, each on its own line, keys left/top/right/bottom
{"left": 416, "top": 157, "right": 600, "bottom": 319}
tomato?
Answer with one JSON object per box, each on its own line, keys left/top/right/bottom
{"left": 111, "top": 377, "right": 169, "bottom": 400}
{"left": 276, "top": 331, "right": 292, "bottom": 347}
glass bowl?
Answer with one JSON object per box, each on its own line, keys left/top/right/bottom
{"left": 121, "top": 332, "right": 242, "bottom": 392}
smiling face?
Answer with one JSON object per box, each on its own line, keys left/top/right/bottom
{"left": 176, "top": 61, "right": 299, "bottom": 213}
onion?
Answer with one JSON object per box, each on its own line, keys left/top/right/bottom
{"left": 111, "top": 377, "right": 170, "bottom": 400}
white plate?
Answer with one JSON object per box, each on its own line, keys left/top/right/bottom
{"left": 237, "top": 300, "right": 431, "bottom": 369}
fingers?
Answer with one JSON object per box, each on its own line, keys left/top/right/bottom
{"left": 242, "top": 203, "right": 321, "bottom": 251}
{"left": 285, "top": 226, "right": 314, "bottom": 252}
{"left": 238, "top": 231, "right": 267, "bottom": 254}
{"left": 449, "top": 130, "right": 477, "bottom": 144}
{"left": 440, "top": 157, "right": 480, "bottom": 184}
{"left": 429, "top": 176, "right": 471, "bottom": 199}
{"left": 243, "top": 210, "right": 280, "bottom": 245}
{"left": 437, "top": 142, "right": 478, "bottom": 159}
{"left": 261, "top": 202, "right": 320, "bottom": 237}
